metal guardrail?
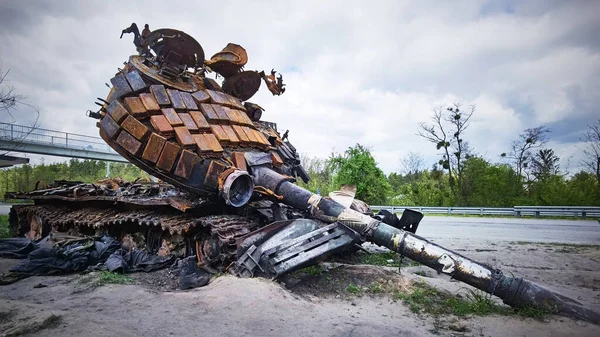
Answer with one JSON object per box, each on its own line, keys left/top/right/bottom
{"left": 370, "top": 205, "right": 600, "bottom": 219}
{"left": 0, "top": 122, "right": 113, "bottom": 153}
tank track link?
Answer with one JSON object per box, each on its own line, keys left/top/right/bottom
{"left": 10, "top": 204, "right": 259, "bottom": 271}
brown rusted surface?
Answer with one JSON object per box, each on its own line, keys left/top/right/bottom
{"left": 156, "top": 141, "right": 180, "bottom": 171}
{"left": 191, "top": 90, "right": 210, "bottom": 104}
{"left": 221, "top": 125, "right": 240, "bottom": 143}
{"left": 271, "top": 152, "right": 283, "bottom": 167}
{"left": 210, "top": 125, "right": 230, "bottom": 142}
{"left": 139, "top": 92, "right": 161, "bottom": 113}
{"left": 174, "top": 149, "right": 201, "bottom": 179}
{"left": 150, "top": 84, "right": 171, "bottom": 105}
{"left": 116, "top": 130, "right": 142, "bottom": 155}
{"left": 161, "top": 108, "right": 184, "bottom": 126}
{"left": 242, "top": 126, "right": 259, "bottom": 143}
{"left": 189, "top": 110, "right": 211, "bottom": 131}
{"left": 178, "top": 113, "right": 199, "bottom": 132}
{"left": 232, "top": 125, "right": 250, "bottom": 144}
{"left": 99, "top": 114, "right": 120, "bottom": 139}
{"left": 212, "top": 104, "right": 231, "bottom": 123}
{"left": 200, "top": 103, "right": 219, "bottom": 122}
{"left": 121, "top": 115, "right": 149, "bottom": 140}
{"left": 261, "top": 69, "right": 286, "bottom": 96}
{"left": 125, "top": 70, "right": 148, "bottom": 92}
{"left": 124, "top": 97, "right": 147, "bottom": 117}
{"left": 204, "top": 160, "right": 227, "bottom": 189}
{"left": 204, "top": 133, "right": 223, "bottom": 152}
{"left": 142, "top": 133, "right": 167, "bottom": 163}
{"left": 167, "top": 89, "right": 186, "bottom": 110}
{"left": 179, "top": 91, "right": 199, "bottom": 110}
{"left": 107, "top": 100, "right": 129, "bottom": 123}
{"left": 174, "top": 126, "right": 196, "bottom": 148}
{"left": 232, "top": 152, "right": 247, "bottom": 171}
{"left": 193, "top": 134, "right": 213, "bottom": 153}
{"left": 150, "top": 115, "right": 175, "bottom": 135}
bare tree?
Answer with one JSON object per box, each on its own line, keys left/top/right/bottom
{"left": 506, "top": 126, "right": 550, "bottom": 183}
{"left": 580, "top": 119, "right": 600, "bottom": 182}
{"left": 417, "top": 103, "right": 474, "bottom": 204}
{"left": 0, "top": 60, "right": 40, "bottom": 155}
{"left": 400, "top": 151, "right": 425, "bottom": 175}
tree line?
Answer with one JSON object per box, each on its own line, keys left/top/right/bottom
{"left": 299, "top": 106, "right": 600, "bottom": 207}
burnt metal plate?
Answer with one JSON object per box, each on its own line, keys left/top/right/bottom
{"left": 167, "top": 89, "right": 186, "bottom": 110}
{"left": 150, "top": 85, "right": 171, "bottom": 106}
{"left": 150, "top": 115, "right": 175, "bottom": 135}
{"left": 99, "top": 115, "right": 120, "bottom": 139}
{"left": 125, "top": 70, "right": 148, "bottom": 92}
{"left": 162, "top": 108, "right": 184, "bottom": 126}
{"left": 139, "top": 93, "right": 161, "bottom": 113}
{"left": 174, "top": 150, "right": 201, "bottom": 179}
{"left": 107, "top": 100, "right": 129, "bottom": 123}
{"left": 192, "top": 90, "right": 211, "bottom": 104}
{"left": 142, "top": 133, "right": 167, "bottom": 163}
{"left": 174, "top": 126, "right": 195, "bottom": 147}
{"left": 200, "top": 103, "right": 219, "bottom": 122}
{"left": 121, "top": 115, "right": 149, "bottom": 140}
{"left": 116, "top": 130, "right": 142, "bottom": 155}
{"left": 180, "top": 91, "right": 199, "bottom": 110}
{"left": 156, "top": 141, "right": 181, "bottom": 172}
{"left": 110, "top": 73, "right": 133, "bottom": 98}
{"left": 189, "top": 111, "right": 211, "bottom": 131}
{"left": 178, "top": 113, "right": 199, "bottom": 132}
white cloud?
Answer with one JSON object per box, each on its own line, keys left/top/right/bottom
{"left": 1, "top": 0, "right": 598, "bottom": 175}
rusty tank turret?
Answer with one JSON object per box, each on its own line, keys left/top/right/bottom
{"left": 6, "top": 24, "right": 600, "bottom": 325}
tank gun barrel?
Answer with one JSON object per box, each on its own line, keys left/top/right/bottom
{"left": 251, "top": 167, "right": 600, "bottom": 325}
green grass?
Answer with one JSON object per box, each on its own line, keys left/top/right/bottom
{"left": 97, "top": 271, "right": 133, "bottom": 285}
{"left": 303, "top": 265, "right": 323, "bottom": 276}
{"left": 392, "top": 281, "right": 555, "bottom": 320}
{"left": 367, "top": 282, "right": 385, "bottom": 294}
{"left": 0, "top": 215, "right": 11, "bottom": 238}
{"left": 346, "top": 283, "right": 362, "bottom": 295}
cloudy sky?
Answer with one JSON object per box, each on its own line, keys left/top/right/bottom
{"left": 1, "top": 0, "right": 598, "bottom": 174}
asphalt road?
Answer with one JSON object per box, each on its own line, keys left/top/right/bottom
{"left": 418, "top": 216, "right": 600, "bottom": 245}
{"left": 1, "top": 204, "right": 598, "bottom": 244}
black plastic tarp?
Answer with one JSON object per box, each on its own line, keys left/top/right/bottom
{"left": 105, "top": 249, "right": 177, "bottom": 273}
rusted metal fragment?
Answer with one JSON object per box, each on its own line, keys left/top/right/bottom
{"left": 178, "top": 113, "right": 199, "bottom": 132}
{"left": 204, "top": 160, "right": 227, "bottom": 189}
{"left": 110, "top": 73, "right": 133, "bottom": 98}
{"left": 121, "top": 115, "right": 149, "bottom": 140}
{"left": 193, "top": 134, "right": 213, "bottom": 153}
{"left": 167, "top": 89, "right": 186, "bottom": 110}
{"left": 124, "top": 97, "right": 147, "bottom": 117}
{"left": 225, "top": 94, "right": 246, "bottom": 111}
{"left": 204, "top": 133, "right": 223, "bottom": 152}
{"left": 107, "top": 100, "right": 129, "bottom": 123}
{"left": 167, "top": 197, "right": 193, "bottom": 212}
{"left": 210, "top": 125, "right": 229, "bottom": 142}
{"left": 99, "top": 114, "right": 120, "bottom": 139}
{"left": 139, "top": 93, "right": 161, "bottom": 114}
{"left": 174, "top": 126, "right": 195, "bottom": 148}
{"left": 189, "top": 111, "right": 211, "bottom": 131}
{"left": 223, "top": 107, "right": 243, "bottom": 124}
{"left": 232, "top": 152, "right": 247, "bottom": 171}
{"left": 236, "top": 109, "right": 254, "bottom": 126}
{"left": 156, "top": 141, "right": 180, "bottom": 171}
{"left": 116, "top": 130, "right": 142, "bottom": 155}
{"left": 232, "top": 125, "right": 250, "bottom": 144}
{"left": 150, "top": 84, "right": 171, "bottom": 106}
{"left": 161, "top": 108, "right": 184, "bottom": 126}
{"left": 174, "top": 149, "right": 201, "bottom": 179}
{"left": 255, "top": 130, "right": 271, "bottom": 147}
{"left": 191, "top": 90, "right": 211, "bottom": 104}
{"left": 242, "top": 126, "right": 259, "bottom": 143}
{"left": 222, "top": 71, "right": 262, "bottom": 102}
{"left": 180, "top": 91, "right": 198, "bottom": 110}
{"left": 207, "top": 89, "right": 229, "bottom": 106}
{"left": 204, "top": 78, "right": 222, "bottom": 91}
{"left": 221, "top": 125, "right": 240, "bottom": 143}
{"left": 271, "top": 152, "right": 283, "bottom": 167}
{"left": 142, "top": 133, "right": 167, "bottom": 163}
{"left": 125, "top": 70, "right": 148, "bottom": 92}
{"left": 150, "top": 115, "right": 175, "bottom": 135}
{"left": 212, "top": 104, "right": 231, "bottom": 123}
{"left": 200, "top": 103, "right": 219, "bottom": 122}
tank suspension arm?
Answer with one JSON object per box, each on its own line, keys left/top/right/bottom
{"left": 252, "top": 167, "right": 600, "bottom": 325}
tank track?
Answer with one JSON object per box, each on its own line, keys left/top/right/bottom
{"left": 10, "top": 204, "right": 259, "bottom": 271}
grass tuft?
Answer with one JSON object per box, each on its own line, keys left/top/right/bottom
{"left": 346, "top": 283, "right": 362, "bottom": 295}
{"left": 98, "top": 271, "right": 133, "bottom": 285}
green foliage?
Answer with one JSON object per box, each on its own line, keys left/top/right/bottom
{"left": 329, "top": 144, "right": 391, "bottom": 205}
{"left": 1, "top": 159, "right": 150, "bottom": 198}
{"left": 98, "top": 271, "right": 133, "bottom": 285}
{"left": 0, "top": 215, "right": 10, "bottom": 238}
{"left": 345, "top": 283, "right": 362, "bottom": 295}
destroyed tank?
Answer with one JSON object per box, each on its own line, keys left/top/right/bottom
{"left": 6, "top": 24, "right": 600, "bottom": 324}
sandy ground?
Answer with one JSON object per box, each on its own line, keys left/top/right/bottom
{"left": 1, "top": 238, "right": 599, "bottom": 337}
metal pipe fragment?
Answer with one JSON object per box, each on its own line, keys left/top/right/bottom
{"left": 252, "top": 167, "right": 600, "bottom": 325}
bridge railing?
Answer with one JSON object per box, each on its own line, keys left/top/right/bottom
{"left": 0, "top": 122, "right": 114, "bottom": 153}
{"left": 370, "top": 205, "right": 600, "bottom": 219}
